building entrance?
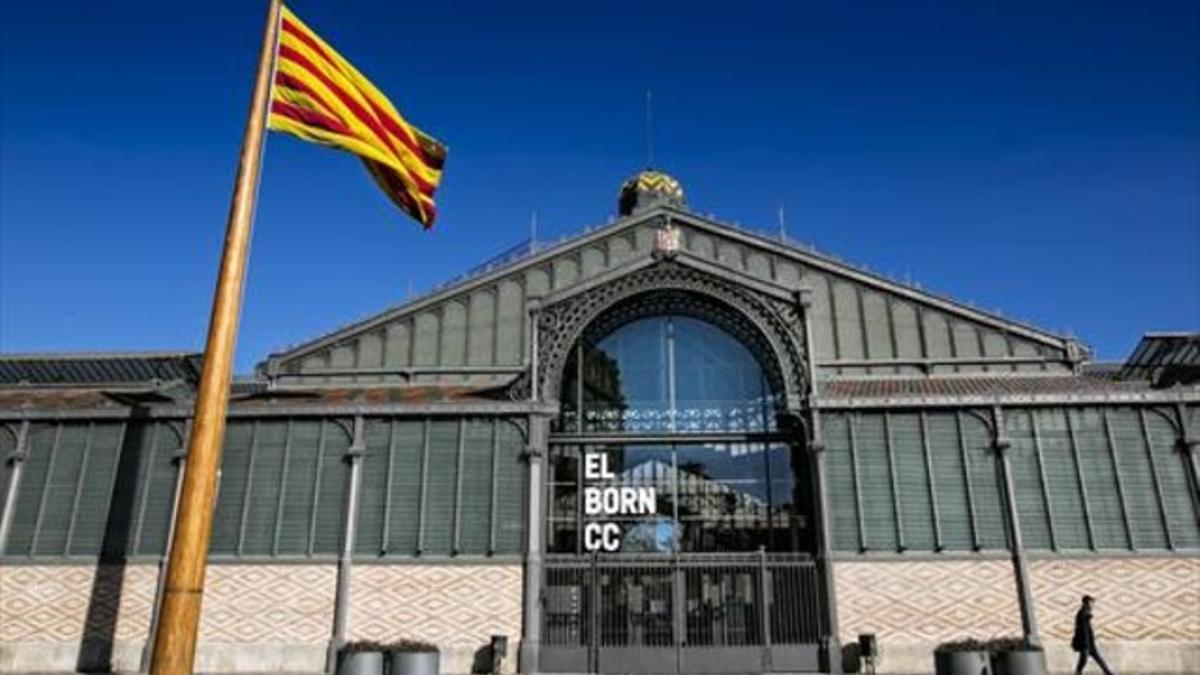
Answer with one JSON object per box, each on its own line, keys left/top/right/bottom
{"left": 538, "top": 308, "right": 826, "bottom": 672}
{"left": 541, "top": 552, "right": 821, "bottom": 673}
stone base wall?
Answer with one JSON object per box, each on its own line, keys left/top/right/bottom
{"left": 195, "top": 564, "right": 337, "bottom": 672}
{"left": 0, "top": 561, "right": 521, "bottom": 674}
{"left": 0, "top": 564, "right": 158, "bottom": 672}
{"left": 349, "top": 564, "right": 524, "bottom": 674}
{"left": 833, "top": 556, "right": 1200, "bottom": 674}
{"left": 1030, "top": 556, "right": 1200, "bottom": 674}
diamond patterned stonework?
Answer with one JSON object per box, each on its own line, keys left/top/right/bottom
{"left": 348, "top": 564, "right": 522, "bottom": 648}
{"left": 198, "top": 564, "right": 336, "bottom": 644}
{"left": 0, "top": 564, "right": 157, "bottom": 644}
{"left": 1031, "top": 556, "right": 1200, "bottom": 643}
{"left": 834, "top": 559, "right": 1021, "bottom": 645}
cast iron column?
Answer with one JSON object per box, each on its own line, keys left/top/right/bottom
{"left": 0, "top": 420, "right": 30, "bottom": 554}
{"left": 798, "top": 288, "right": 843, "bottom": 674}
{"left": 992, "top": 407, "right": 1040, "bottom": 648}
{"left": 519, "top": 414, "right": 549, "bottom": 674}
{"left": 328, "top": 416, "right": 366, "bottom": 673}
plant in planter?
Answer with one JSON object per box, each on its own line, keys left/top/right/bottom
{"left": 984, "top": 637, "right": 1047, "bottom": 675}
{"left": 386, "top": 639, "right": 440, "bottom": 675}
{"left": 338, "top": 641, "right": 388, "bottom": 675}
{"left": 934, "top": 639, "right": 993, "bottom": 675}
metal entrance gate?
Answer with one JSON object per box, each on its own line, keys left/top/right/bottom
{"left": 541, "top": 553, "right": 823, "bottom": 673}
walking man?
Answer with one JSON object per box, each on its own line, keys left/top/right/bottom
{"left": 1072, "top": 595, "right": 1116, "bottom": 675}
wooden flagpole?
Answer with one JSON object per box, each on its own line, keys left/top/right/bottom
{"left": 149, "top": 1, "right": 282, "bottom": 673}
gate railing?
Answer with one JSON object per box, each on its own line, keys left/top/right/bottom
{"left": 542, "top": 551, "right": 824, "bottom": 673}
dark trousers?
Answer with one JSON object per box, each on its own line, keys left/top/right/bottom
{"left": 1074, "top": 646, "right": 1115, "bottom": 675}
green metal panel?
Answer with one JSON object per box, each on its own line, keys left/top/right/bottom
{"left": 553, "top": 256, "right": 580, "bottom": 291}
{"left": 922, "top": 312, "right": 953, "bottom": 375}
{"left": 440, "top": 301, "right": 468, "bottom": 372}
{"left": 960, "top": 413, "right": 1005, "bottom": 549}
{"left": 329, "top": 343, "right": 356, "bottom": 384}
{"left": 717, "top": 241, "right": 743, "bottom": 270}
{"left": 383, "top": 320, "right": 412, "bottom": 369}
{"left": 68, "top": 423, "right": 124, "bottom": 556}
{"left": 608, "top": 232, "right": 635, "bottom": 265}
{"left": 862, "top": 291, "right": 894, "bottom": 374}
{"left": 312, "top": 420, "right": 350, "bottom": 554}
{"left": 927, "top": 412, "right": 972, "bottom": 550}
{"left": 1004, "top": 410, "right": 1053, "bottom": 550}
{"left": 1145, "top": 411, "right": 1200, "bottom": 549}
{"left": 1071, "top": 409, "right": 1128, "bottom": 550}
{"left": 746, "top": 252, "right": 772, "bottom": 280}
{"left": 132, "top": 422, "right": 181, "bottom": 557}
{"left": 210, "top": 420, "right": 254, "bottom": 555}
{"left": 493, "top": 420, "right": 526, "bottom": 553}
{"left": 1108, "top": 408, "right": 1168, "bottom": 550}
{"left": 495, "top": 280, "right": 524, "bottom": 366}
{"left": 634, "top": 225, "right": 656, "bottom": 253}
{"left": 467, "top": 290, "right": 496, "bottom": 366}
{"left": 241, "top": 420, "right": 288, "bottom": 555}
{"left": 277, "top": 419, "right": 322, "bottom": 554}
{"left": 458, "top": 419, "right": 494, "bottom": 553}
{"left": 422, "top": 420, "right": 459, "bottom": 554}
{"left": 823, "top": 413, "right": 860, "bottom": 552}
{"left": 358, "top": 330, "right": 385, "bottom": 382}
{"left": 832, "top": 281, "right": 863, "bottom": 361}
{"left": 951, "top": 322, "right": 981, "bottom": 372}
{"left": 412, "top": 311, "right": 440, "bottom": 368}
{"left": 981, "top": 330, "right": 1012, "bottom": 373}
{"left": 775, "top": 260, "right": 801, "bottom": 287}
{"left": 685, "top": 230, "right": 715, "bottom": 259}
{"left": 386, "top": 420, "right": 425, "bottom": 554}
{"left": 299, "top": 353, "right": 326, "bottom": 375}
{"left": 1036, "top": 409, "right": 1090, "bottom": 550}
{"left": 5, "top": 424, "right": 55, "bottom": 554}
{"left": 890, "top": 412, "right": 935, "bottom": 551}
{"left": 891, "top": 300, "right": 922, "bottom": 362}
{"left": 805, "top": 273, "right": 836, "bottom": 365}
{"left": 855, "top": 413, "right": 898, "bottom": 551}
{"left": 525, "top": 266, "right": 550, "bottom": 298}
{"left": 1011, "top": 339, "right": 1043, "bottom": 373}
{"left": 36, "top": 423, "right": 88, "bottom": 555}
{"left": 581, "top": 246, "right": 606, "bottom": 278}
{"left": 355, "top": 418, "right": 391, "bottom": 556}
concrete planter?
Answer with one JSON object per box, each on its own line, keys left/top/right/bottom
{"left": 388, "top": 650, "right": 439, "bottom": 675}
{"left": 338, "top": 652, "right": 385, "bottom": 675}
{"left": 992, "top": 649, "right": 1047, "bottom": 675}
{"left": 934, "top": 650, "right": 993, "bottom": 675}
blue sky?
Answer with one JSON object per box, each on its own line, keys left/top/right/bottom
{"left": 2, "top": 1, "right": 1197, "bottom": 372}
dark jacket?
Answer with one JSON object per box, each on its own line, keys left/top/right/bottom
{"left": 1071, "top": 607, "right": 1094, "bottom": 653}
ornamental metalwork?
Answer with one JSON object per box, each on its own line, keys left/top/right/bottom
{"left": 511, "top": 259, "right": 810, "bottom": 410}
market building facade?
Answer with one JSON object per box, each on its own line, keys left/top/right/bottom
{"left": 1, "top": 172, "right": 1197, "bottom": 674}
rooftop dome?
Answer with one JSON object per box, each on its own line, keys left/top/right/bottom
{"left": 618, "top": 170, "right": 686, "bottom": 216}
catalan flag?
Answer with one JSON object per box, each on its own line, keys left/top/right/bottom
{"left": 268, "top": 5, "right": 447, "bottom": 227}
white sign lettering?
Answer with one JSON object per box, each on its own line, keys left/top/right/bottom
{"left": 582, "top": 451, "right": 657, "bottom": 552}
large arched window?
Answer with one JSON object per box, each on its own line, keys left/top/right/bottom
{"left": 549, "top": 308, "right": 809, "bottom": 554}
{"left": 557, "top": 314, "right": 781, "bottom": 434}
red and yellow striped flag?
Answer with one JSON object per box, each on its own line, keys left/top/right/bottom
{"left": 268, "top": 5, "right": 447, "bottom": 228}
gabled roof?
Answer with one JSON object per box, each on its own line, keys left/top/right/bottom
{"left": 264, "top": 204, "right": 1076, "bottom": 374}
